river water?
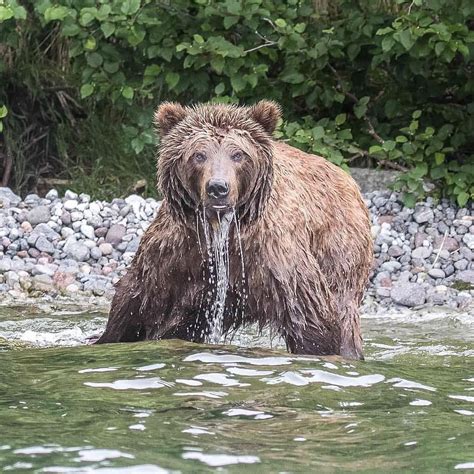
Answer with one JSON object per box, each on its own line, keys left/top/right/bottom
{"left": 0, "top": 304, "right": 473, "bottom": 472}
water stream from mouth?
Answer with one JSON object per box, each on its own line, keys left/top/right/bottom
{"left": 204, "top": 211, "right": 234, "bottom": 344}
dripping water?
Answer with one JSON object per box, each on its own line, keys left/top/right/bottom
{"left": 195, "top": 207, "right": 246, "bottom": 344}
{"left": 206, "top": 211, "right": 233, "bottom": 344}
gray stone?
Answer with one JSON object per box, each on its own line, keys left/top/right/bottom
{"left": 98, "top": 242, "right": 113, "bottom": 255}
{"left": 428, "top": 268, "right": 445, "bottom": 279}
{"left": 31, "top": 274, "right": 54, "bottom": 291}
{"left": 412, "top": 247, "right": 432, "bottom": 260}
{"left": 64, "top": 199, "right": 78, "bottom": 211}
{"left": 61, "top": 212, "right": 72, "bottom": 225}
{"left": 454, "top": 259, "right": 468, "bottom": 271}
{"left": 33, "top": 223, "right": 60, "bottom": 241}
{"left": 463, "top": 234, "right": 474, "bottom": 250}
{"left": 456, "top": 270, "right": 474, "bottom": 285}
{"left": 95, "top": 227, "right": 108, "bottom": 238}
{"left": 413, "top": 207, "right": 434, "bottom": 224}
{"left": 105, "top": 224, "right": 126, "bottom": 246}
{"left": 90, "top": 247, "right": 102, "bottom": 260}
{"left": 27, "top": 206, "right": 51, "bottom": 225}
{"left": 80, "top": 224, "right": 95, "bottom": 240}
{"left": 35, "top": 236, "right": 54, "bottom": 254}
{"left": 125, "top": 237, "right": 140, "bottom": 253}
{"left": 66, "top": 243, "right": 90, "bottom": 262}
{"left": 0, "top": 187, "right": 21, "bottom": 206}
{"left": 45, "top": 189, "right": 58, "bottom": 200}
{"left": 64, "top": 190, "right": 78, "bottom": 200}
{"left": 391, "top": 283, "right": 426, "bottom": 307}
{"left": 388, "top": 245, "right": 404, "bottom": 257}
{"left": 0, "top": 258, "right": 12, "bottom": 273}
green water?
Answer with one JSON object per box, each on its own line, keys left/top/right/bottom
{"left": 0, "top": 306, "right": 473, "bottom": 472}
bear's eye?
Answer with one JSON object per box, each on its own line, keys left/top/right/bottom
{"left": 231, "top": 151, "right": 245, "bottom": 163}
{"left": 193, "top": 152, "right": 207, "bottom": 163}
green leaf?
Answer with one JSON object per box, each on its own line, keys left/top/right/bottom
{"left": 397, "top": 29, "right": 415, "bottom": 50}
{"left": 457, "top": 191, "right": 469, "bottom": 207}
{"left": 382, "top": 140, "right": 396, "bottom": 151}
{"left": 381, "top": 36, "right": 395, "bottom": 52}
{"left": 13, "top": 5, "right": 27, "bottom": 19}
{"left": 80, "top": 84, "right": 94, "bottom": 98}
{"left": 104, "top": 62, "right": 119, "bottom": 74}
{"left": 0, "top": 6, "right": 14, "bottom": 21}
{"left": 44, "top": 6, "right": 69, "bottom": 22}
{"left": 434, "top": 42, "right": 445, "bottom": 56}
{"left": 0, "top": 105, "right": 8, "bottom": 119}
{"left": 215, "top": 82, "right": 225, "bottom": 95}
{"left": 403, "top": 192, "right": 417, "bottom": 208}
{"left": 230, "top": 75, "right": 246, "bottom": 93}
{"left": 412, "top": 110, "right": 422, "bottom": 119}
{"left": 312, "top": 126, "right": 325, "bottom": 140}
{"left": 395, "top": 135, "right": 408, "bottom": 143}
{"left": 101, "top": 22, "right": 115, "bottom": 38}
{"left": 376, "top": 27, "right": 393, "bottom": 36}
{"left": 193, "top": 34, "right": 204, "bottom": 44}
{"left": 223, "top": 15, "right": 239, "bottom": 29}
{"left": 121, "top": 0, "right": 141, "bottom": 15}
{"left": 165, "top": 72, "right": 179, "bottom": 89}
{"left": 275, "top": 18, "right": 287, "bottom": 28}
{"left": 410, "top": 162, "right": 428, "bottom": 179}
{"left": 122, "top": 86, "right": 134, "bottom": 99}
{"left": 0, "top": 122, "right": 3, "bottom": 133}
{"left": 354, "top": 103, "right": 367, "bottom": 119}
{"left": 86, "top": 52, "right": 103, "bottom": 68}
{"left": 335, "top": 113, "right": 346, "bottom": 126}
{"left": 369, "top": 145, "right": 383, "bottom": 154}
{"left": 84, "top": 37, "right": 97, "bottom": 50}
{"left": 280, "top": 72, "right": 305, "bottom": 84}
{"left": 144, "top": 64, "right": 161, "bottom": 76}
{"left": 62, "top": 22, "right": 80, "bottom": 37}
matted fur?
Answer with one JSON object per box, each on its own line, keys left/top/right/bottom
{"left": 97, "top": 101, "right": 373, "bottom": 359}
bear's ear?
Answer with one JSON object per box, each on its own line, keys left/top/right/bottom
{"left": 248, "top": 100, "right": 281, "bottom": 134}
{"left": 154, "top": 102, "right": 187, "bottom": 136}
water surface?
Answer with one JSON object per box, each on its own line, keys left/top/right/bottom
{"left": 0, "top": 305, "right": 473, "bottom": 472}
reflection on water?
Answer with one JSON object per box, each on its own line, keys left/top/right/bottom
{"left": 0, "top": 304, "right": 473, "bottom": 472}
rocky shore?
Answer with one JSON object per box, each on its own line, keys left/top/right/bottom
{"left": 0, "top": 186, "right": 472, "bottom": 311}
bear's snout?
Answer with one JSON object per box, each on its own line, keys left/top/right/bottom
{"left": 206, "top": 179, "right": 229, "bottom": 199}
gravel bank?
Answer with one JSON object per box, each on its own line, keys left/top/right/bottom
{"left": 0, "top": 187, "right": 473, "bottom": 310}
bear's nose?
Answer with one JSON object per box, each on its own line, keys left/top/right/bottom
{"left": 206, "top": 179, "right": 229, "bottom": 199}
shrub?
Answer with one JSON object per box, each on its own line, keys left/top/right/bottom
{"left": 0, "top": 0, "right": 472, "bottom": 204}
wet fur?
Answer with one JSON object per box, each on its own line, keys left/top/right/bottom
{"left": 97, "top": 102, "right": 373, "bottom": 359}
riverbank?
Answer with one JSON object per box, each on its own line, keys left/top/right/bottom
{"left": 0, "top": 186, "right": 472, "bottom": 311}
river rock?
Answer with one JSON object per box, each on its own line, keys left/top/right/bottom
{"left": 31, "top": 274, "right": 54, "bottom": 292}
{"left": 463, "top": 234, "right": 474, "bottom": 250}
{"left": 0, "top": 187, "right": 21, "bottom": 206}
{"left": 456, "top": 270, "right": 474, "bottom": 285}
{"left": 412, "top": 247, "right": 432, "bottom": 260}
{"left": 66, "top": 243, "right": 90, "bottom": 262}
{"left": 35, "top": 236, "right": 54, "bottom": 254}
{"left": 105, "top": 224, "right": 126, "bottom": 246}
{"left": 413, "top": 207, "right": 434, "bottom": 224}
{"left": 27, "top": 206, "right": 51, "bottom": 225}
{"left": 390, "top": 283, "right": 426, "bottom": 307}
{"left": 428, "top": 269, "right": 445, "bottom": 279}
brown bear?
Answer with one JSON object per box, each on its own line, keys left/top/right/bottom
{"left": 96, "top": 101, "right": 373, "bottom": 359}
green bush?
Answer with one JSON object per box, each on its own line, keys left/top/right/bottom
{"left": 0, "top": 0, "right": 472, "bottom": 204}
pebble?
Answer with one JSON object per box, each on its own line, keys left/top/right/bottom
{"left": 391, "top": 283, "right": 427, "bottom": 307}
{"left": 27, "top": 206, "right": 51, "bottom": 225}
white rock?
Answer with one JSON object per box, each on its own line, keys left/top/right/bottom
{"left": 64, "top": 199, "right": 78, "bottom": 210}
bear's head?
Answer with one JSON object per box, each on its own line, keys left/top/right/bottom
{"left": 154, "top": 100, "right": 280, "bottom": 226}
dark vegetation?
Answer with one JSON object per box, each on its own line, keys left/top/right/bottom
{"left": 0, "top": 0, "right": 473, "bottom": 204}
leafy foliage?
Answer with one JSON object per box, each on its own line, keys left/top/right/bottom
{"left": 0, "top": 0, "right": 473, "bottom": 204}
